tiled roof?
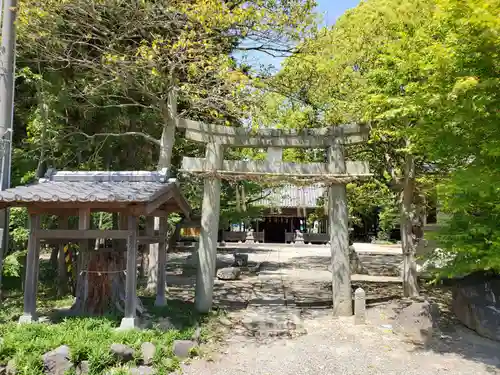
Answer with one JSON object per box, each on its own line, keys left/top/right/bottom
{"left": 255, "top": 184, "right": 326, "bottom": 208}
{"left": 0, "top": 169, "right": 179, "bottom": 204}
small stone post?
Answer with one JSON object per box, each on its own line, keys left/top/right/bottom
{"left": 354, "top": 287, "right": 366, "bottom": 325}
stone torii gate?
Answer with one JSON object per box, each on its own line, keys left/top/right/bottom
{"left": 176, "top": 119, "right": 371, "bottom": 316}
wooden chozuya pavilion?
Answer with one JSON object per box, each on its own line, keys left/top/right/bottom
{"left": 0, "top": 169, "right": 190, "bottom": 329}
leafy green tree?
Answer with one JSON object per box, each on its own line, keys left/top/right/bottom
{"left": 415, "top": 0, "right": 500, "bottom": 277}
{"left": 272, "top": 0, "right": 500, "bottom": 290}
{"left": 10, "top": 0, "right": 319, "bottom": 293}
{"left": 14, "top": 0, "right": 318, "bottom": 215}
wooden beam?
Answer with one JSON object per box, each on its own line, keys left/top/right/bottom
{"left": 144, "top": 189, "right": 175, "bottom": 215}
{"left": 181, "top": 157, "right": 371, "bottom": 177}
{"left": 170, "top": 188, "right": 191, "bottom": 218}
{"left": 35, "top": 229, "right": 130, "bottom": 240}
{"left": 177, "top": 118, "right": 368, "bottom": 147}
{"left": 40, "top": 235, "right": 163, "bottom": 245}
{"left": 22, "top": 203, "right": 134, "bottom": 216}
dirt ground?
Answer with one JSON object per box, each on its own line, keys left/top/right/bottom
{"left": 165, "top": 244, "right": 500, "bottom": 374}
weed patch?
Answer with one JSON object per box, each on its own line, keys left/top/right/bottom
{"left": 0, "top": 294, "right": 219, "bottom": 375}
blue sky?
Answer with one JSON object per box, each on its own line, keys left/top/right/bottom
{"left": 236, "top": 0, "right": 361, "bottom": 70}
{"left": 317, "top": 0, "right": 361, "bottom": 27}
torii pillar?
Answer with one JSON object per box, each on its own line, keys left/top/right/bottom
{"left": 194, "top": 142, "right": 224, "bottom": 312}
{"left": 328, "top": 137, "right": 352, "bottom": 316}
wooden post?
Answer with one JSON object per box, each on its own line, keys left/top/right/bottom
{"left": 328, "top": 138, "right": 352, "bottom": 316}
{"left": 195, "top": 142, "right": 223, "bottom": 313}
{"left": 155, "top": 216, "right": 168, "bottom": 307}
{"left": 57, "top": 216, "right": 69, "bottom": 296}
{"left": 19, "top": 214, "right": 40, "bottom": 323}
{"left": 33, "top": 217, "right": 42, "bottom": 300}
{"left": 120, "top": 215, "right": 138, "bottom": 330}
{"left": 73, "top": 208, "right": 91, "bottom": 312}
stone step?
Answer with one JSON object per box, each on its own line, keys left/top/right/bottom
{"left": 356, "top": 252, "right": 403, "bottom": 277}
{"left": 351, "top": 274, "right": 401, "bottom": 283}
{"left": 289, "top": 277, "right": 403, "bottom": 308}
{"left": 230, "top": 306, "right": 307, "bottom": 340}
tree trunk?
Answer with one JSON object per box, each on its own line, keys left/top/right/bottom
{"left": 146, "top": 89, "right": 177, "bottom": 291}
{"left": 140, "top": 246, "right": 149, "bottom": 280}
{"left": 157, "top": 91, "right": 176, "bottom": 170}
{"left": 49, "top": 246, "right": 58, "bottom": 270}
{"left": 94, "top": 212, "right": 105, "bottom": 250}
{"left": 83, "top": 249, "right": 144, "bottom": 316}
{"left": 71, "top": 214, "right": 143, "bottom": 316}
{"left": 72, "top": 209, "right": 91, "bottom": 313}
{"left": 146, "top": 218, "right": 160, "bottom": 291}
{"left": 401, "top": 148, "right": 419, "bottom": 297}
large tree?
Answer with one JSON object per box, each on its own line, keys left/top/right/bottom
{"left": 264, "top": 0, "right": 436, "bottom": 296}
{"left": 12, "top": 0, "right": 318, "bottom": 305}
{"left": 266, "top": 0, "right": 499, "bottom": 294}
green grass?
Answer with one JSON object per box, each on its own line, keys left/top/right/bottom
{"left": 0, "top": 291, "right": 220, "bottom": 375}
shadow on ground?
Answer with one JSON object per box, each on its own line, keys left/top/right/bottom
{"left": 365, "top": 282, "right": 500, "bottom": 371}
{"left": 418, "top": 285, "right": 500, "bottom": 370}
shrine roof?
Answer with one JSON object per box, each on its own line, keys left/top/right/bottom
{"left": 255, "top": 184, "right": 326, "bottom": 208}
{"left": 0, "top": 169, "right": 191, "bottom": 216}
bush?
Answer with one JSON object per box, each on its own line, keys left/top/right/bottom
{"left": 436, "top": 164, "right": 500, "bottom": 277}
{"left": 0, "top": 295, "right": 214, "bottom": 375}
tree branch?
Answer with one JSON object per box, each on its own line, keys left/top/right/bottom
{"left": 65, "top": 131, "right": 161, "bottom": 146}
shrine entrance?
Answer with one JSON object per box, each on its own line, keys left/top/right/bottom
{"left": 262, "top": 217, "right": 287, "bottom": 243}
{"left": 176, "top": 118, "right": 371, "bottom": 316}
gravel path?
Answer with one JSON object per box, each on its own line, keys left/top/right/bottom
{"left": 173, "top": 244, "right": 499, "bottom": 375}
{"left": 182, "top": 314, "right": 498, "bottom": 375}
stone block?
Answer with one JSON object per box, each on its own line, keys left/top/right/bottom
{"left": 140, "top": 342, "right": 156, "bottom": 366}
{"left": 216, "top": 267, "right": 241, "bottom": 281}
{"left": 453, "top": 273, "right": 500, "bottom": 341}
{"left": 172, "top": 340, "right": 197, "bottom": 358}
{"left": 42, "top": 345, "right": 74, "bottom": 375}
{"left": 110, "top": 343, "right": 135, "bottom": 363}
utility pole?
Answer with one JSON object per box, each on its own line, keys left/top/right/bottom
{"left": 0, "top": 0, "right": 18, "bottom": 298}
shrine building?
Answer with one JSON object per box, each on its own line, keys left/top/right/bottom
{"left": 221, "top": 184, "right": 329, "bottom": 244}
